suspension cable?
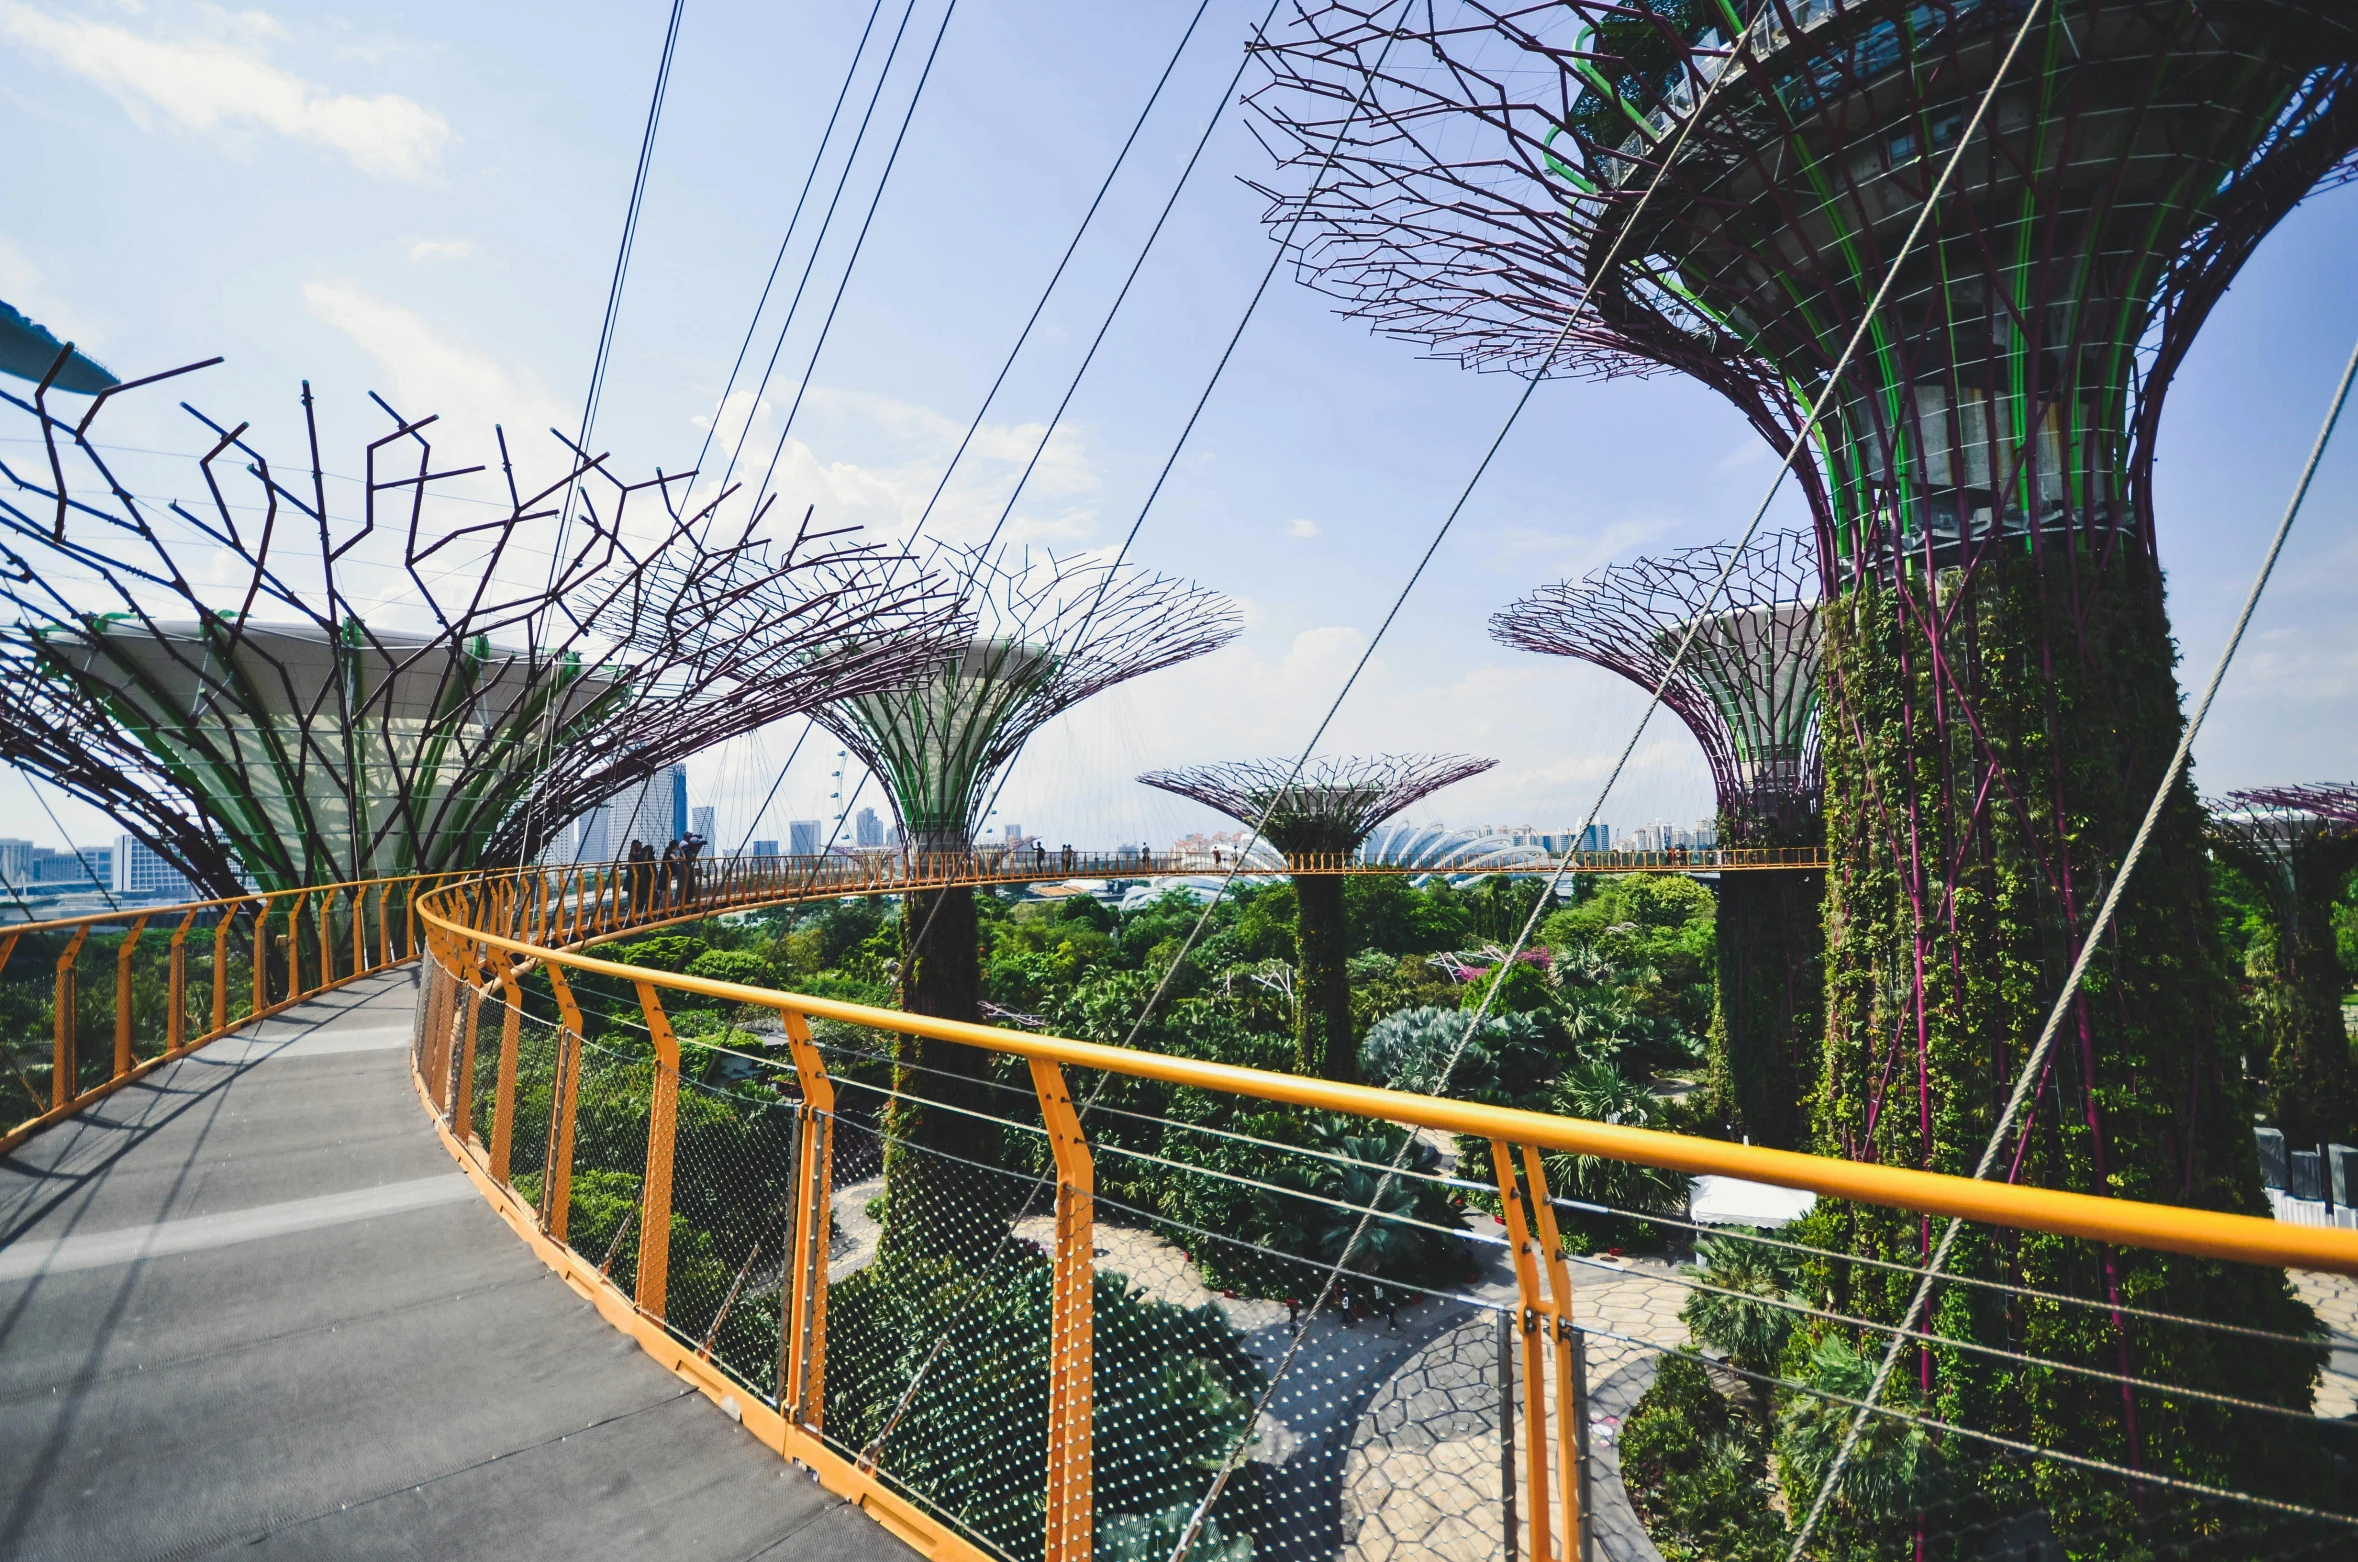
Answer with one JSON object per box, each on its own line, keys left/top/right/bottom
{"left": 742, "top": 0, "right": 962, "bottom": 520}
{"left": 685, "top": 0, "right": 889, "bottom": 532}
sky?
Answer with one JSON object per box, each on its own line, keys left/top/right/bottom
{"left": 1, "top": 0, "right": 2353, "bottom": 856}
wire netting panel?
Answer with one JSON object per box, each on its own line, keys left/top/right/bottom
{"left": 661, "top": 1059, "right": 804, "bottom": 1386}
{"left": 1559, "top": 1209, "right": 2358, "bottom": 1562}
{"left": 463, "top": 987, "right": 504, "bottom": 1150}
{"left": 1077, "top": 1106, "right": 1496, "bottom": 1562}
{"left": 501, "top": 1008, "right": 565, "bottom": 1196}
{"left": 821, "top": 1124, "right": 1067, "bottom": 1557}
{"left": 562, "top": 1035, "right": 655, "bottom": 1288}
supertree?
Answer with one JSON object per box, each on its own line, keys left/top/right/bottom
{"left": 1138, "top": 754, "right": 1495, "bottom": 1080}
{"left": 0, "top": 360, "right": 961, "bottom": 897}
{"left": 1248, "top": 1, "right": 2358, "bottom": 1539}
{"left": 1492, "top": 529, "right": 1823, "bottom": 1148}
{"left": 809, "top": 544, "right": 1239, "bottom": 1258}
{"left": 2206, "top": 786, "right": 2358, "bottom": 1148}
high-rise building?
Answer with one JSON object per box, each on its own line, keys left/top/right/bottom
{"left": 571, "top": 805, "right": 613, "bottom": 865}
{"left": 597, "top": 765, "right": 688, "bottom": 858}
{"left": 789, "top": 819, "right": 822, "bottom": 857}
{"left": 28, "top": 844, "right": 112, "bottom": 886}
{"left": 751, "top": 840, "right": 779, "bottom": 858}
{"left": 113, "top": 835, "right": 195, "bottom": 900}
{"left": 690, "top": 805, "right": 714, "bottom": 841}
{"left": 854, "top": 806, "right": 884, "bottom": 849}
{"left": 0, "top": 837, "right": 28, "bottom": 889}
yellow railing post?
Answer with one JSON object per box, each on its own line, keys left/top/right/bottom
{"left": 542, "top": 962, "right": 584, "bottom": 1241}
{"left": 454, "top": 948, "right": 485, "bottom": 1143}
{"left": 1030, "top": 1057, "right": 1096, "bottom": 1562}
{"left": 488, "top": 952, "right": 525, "bottom": 1185}
{"left": 780, "top": 1010, "right": 836, "bottom": 1431}
{"left": 53, "top": 924, "right": 89, "bottom": 1110}
{"left": 421, "top": 928, "right": 456, "bottom": 1114}
{"left": 252, "top": 896, "right": 271, "bottom": 1019}
{"left": 114, "top": 914, "right": 151, "bottom": 1077}
{"left": 350, "top": 883, "right": 366, "bottom": 976}
{"left": 211, "top": 912, "right": 232, "bottom": 1037}
{"left": 633, "top": 980, "right": 681, "bottom": 1320}
{"left": 315, "top": 887, "right": 336, "bottom": 991}
{"left": 1490, "top": 1141, "right": 1584, "bottom": 1562}
{"left": 287, "top": 892, "right": 308, "bottom": 999}
{"left": 167, "top": 908, "right": 196, "bottom": 1053}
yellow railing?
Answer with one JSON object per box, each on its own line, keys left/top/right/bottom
{"left": 0, "top": 833, "right": 1801, "bottom": 1155}
{"left": 404, "top": 863, "right": 2358, "bottom": 1562}
{"left": 0, "top": 871, "right": 463, "bottom": 1152}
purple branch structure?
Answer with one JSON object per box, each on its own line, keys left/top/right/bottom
{"left": 0, "top": 363, "right": 962, "bottom": 899}
{"left": 1141, "top": 754, "right": 1495, "bottom": 1079}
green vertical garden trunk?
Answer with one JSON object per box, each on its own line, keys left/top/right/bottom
{"left": 1293, "top": 871, "right": 1355, "bottom": 1081}
{"left": 1813, "top": 558, "right": 2326, "bottom": 1540}
{"left": 881, "top": 882, "right": 1012, "bottom": 1262}
{"left": 1707, "top": 830, "right": 1823, "bottom": 1151}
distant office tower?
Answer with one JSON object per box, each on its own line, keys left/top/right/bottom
{"left": 31, "top": 845, "right": 111, "bottom": 886}
{"left": 0, "top": 837, "right": 28, "bottom": 889}
{"left": 114, "top": 835, "right": 195, "bottom": 900}
{"left": 599, "top": 764, "right": 688, "bottom": 857}
{"left": 751, "top": 840, "right": 779, "bottom": 858}
{"left": 854, "top": 807, "right": 884, "bottom": 849}
{"left": 690, "top": 805, "right": 714, "bottom": 841}
{"left": 572, "top": 805, "right": 613, "bottom": 864}
{"left": 789, "top": 819, "right": 822, "bottom": 857}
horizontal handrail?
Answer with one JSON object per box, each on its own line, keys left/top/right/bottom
{"left": 1, "top": 870, "right": 463, "bottom": 1150}
{"left": 416, "top": 868, "right": 2358, "bottom": 1277}
{"left": 0, "top": 869, "right": 448, "bottom": 936}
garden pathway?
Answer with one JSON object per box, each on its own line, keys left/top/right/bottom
{"left": 0, "top": 968, "right": 910, "bottom": 1562}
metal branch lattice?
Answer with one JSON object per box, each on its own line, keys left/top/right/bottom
{"left": 1248, "top": 0, "right": 2358, "bottom": 572}
{"left": 810, "top": 543, "right": 1240, "bottom": 850}
{"left": 0, "top": 366, "right": 963, "bottom": 897}
{"left": 2206, "top": 786, "right": 2358, "bottom": 937}
{"left": 1493, "top": 528, "right": 1821, "bottom": 841}
{"left": 2237, "top": 782, "right": 2358, "bottom": 829}
{"left": 1137, "top": 754, "right": 1497, "bottom": 857}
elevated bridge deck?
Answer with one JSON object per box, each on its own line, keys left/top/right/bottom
{"left": 0, "top": 968, "right": 908, "bottom": 1562}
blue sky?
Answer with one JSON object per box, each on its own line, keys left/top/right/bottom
{"left": 2, "top": 0, "right": 2353, "bottom": 854}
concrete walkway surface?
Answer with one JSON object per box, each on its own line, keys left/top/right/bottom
{"left": 0, "top": 968, "right": 912, "bottom": 1562}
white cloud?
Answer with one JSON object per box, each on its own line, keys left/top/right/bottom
{"left": 0, "top": 235, "right": 107, "bottom": 353}
{"left": 2, "top": 4, "right": 456, "bottom": 182}
{"left": 678, "top": 381, "right": 1109, "bottom": 551}
{"left": 303, "top": 279, "right": 566, "bottom": 505}
{"left": 406, "top": 238, "right": 477, "bottom": 264}
{"left": 1285, "top": 516, "right": 1320, "bottom": 539}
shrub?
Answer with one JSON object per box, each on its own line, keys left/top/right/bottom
{"left": 1619, "top": 1351, "right": 1784, "bottom": 1562}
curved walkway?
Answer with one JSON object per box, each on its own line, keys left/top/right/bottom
{"left": 0, "top": 968, "right": 911, "bottom": 1562}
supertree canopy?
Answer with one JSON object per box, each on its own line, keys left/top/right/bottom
{"left": 810, "top": 543, "right": 1239, "bottom": 1259}
{"left": 1252, "top": 1, "right": 2357, "bottom": 1538}
{"left": 1492, "top": 529, "right": 1823, "bottom": 1147}
{"left": 1139, "top": 754, "right": 1495, "bottom": 1080}
{"left": 0, "top": 366, "right": 960, "bottom": 897}
{"left": 2206, "top": 787, "right": 2358, "bottom": 1147}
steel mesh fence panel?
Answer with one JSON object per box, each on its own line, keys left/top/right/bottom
{"left": 822, "top": 1127, "right": 1062, "bottom": 1557}
{"left": 501, "top": 1007, "right": 565, "bottom": 1201}
{"left": 660, "top": 1054, "right": 804, "bottom": 1384}
{"left": 563, "top": 1034, "right": 655, "bottom": 1292}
